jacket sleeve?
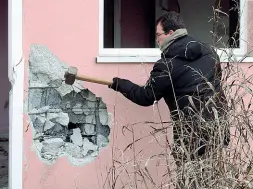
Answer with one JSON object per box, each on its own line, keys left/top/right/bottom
{"left": 109, "top": 60, "right": 173, "bottom": 106}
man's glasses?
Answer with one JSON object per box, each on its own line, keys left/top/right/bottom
{"left": 156, "top": 32, "right": 165, "bottom": 37}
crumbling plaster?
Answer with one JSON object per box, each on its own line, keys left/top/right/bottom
{"left": 25, "top": 44, "right": 112, "bottom": 166}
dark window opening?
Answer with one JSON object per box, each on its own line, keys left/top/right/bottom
{"left": 103, "top": 0, "right": 240, "bottom": 49}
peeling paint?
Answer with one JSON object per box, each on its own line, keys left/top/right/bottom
{"left": 25, "top": 44, "right": 111, "bottom": 166}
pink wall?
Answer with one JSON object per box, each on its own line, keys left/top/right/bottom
{"left": 23, "top": 1, "right": 169, "bottom": 188}
{"left": 22, "top": 0, "right": 253, "bottom": 188}
{"left": 0, "top": 0, "right": 9, "bottom": 134}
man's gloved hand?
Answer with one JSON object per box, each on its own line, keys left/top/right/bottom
{"left": 108, "top": 77, "right": 121, "bottom": 91}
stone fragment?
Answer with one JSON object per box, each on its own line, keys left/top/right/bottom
{"left": 88, "top": 92, "right": 97, "bottom": 101}
{"left": 73, "top": 109, "right": 83, "bottom": 115}
{"left": 68, "top": 113, "right": 86, "bottom": 124}
{"left": 98, "top": 99, "right": 107, "bottom": 108}
{"left": 28, "top": 115, "right": 36, "bottom": 123}
{"left": 61, "top": 100, "right": 71, "bottom": 110}
{"left": 97, "top": 134, "right": 109, "bottom": 148}
{"left": 72, "top": 84, "right": 81, "bottom": 93}
{"left": 72, "top": 80, "right": 84, "bottom": 93}
{"left": 83, "top": 109, "right": 91, "bottom": 115}
{"left": 82, "top": 138, "right": 98, "bottom": 156}
{"left": 43, "top": 88, "right": 62, "bottom": 108}
{"left": 56, "top": 84, "right": 73, "bottom": 97}
{"left": 44, "top": 120, "right": 55, "bottom": 131}
{"left": 29, "top": 72, "right": 43, "bottom": 86}
{"left": 41, "top": 153, "right": 56, "bottom": 161}
{"left": 29, "top": 106, "right": 50, "bottom": 114}
{"left": 89, "top": 151, "right": 99, "bottom": 157}
{"left": 82, "top": 124, "right": 96, "bottom": 135}
{"left": 99, "top": 109, "right": 108, "bottom": 125}
{"left": 70, "top": 128, "right": 83, "bottom": 147}
{"left": 44, "top": 123, "right": 65, "bottom": 136}
{"left": 86, "top": 115, "right": 96, "bottom": 124}
{"left": 48, "top": 109, "right": 62, "bottom": 113}
{"left": 29, "top": 81, "right": 49, "bottom": 88}
{"left": 86, "top": 101, "right": 96, "bottom": 109}
{"left": 72, "top": 103, "right": 83, "bottom": 114}
{"left": 41, "top": 138, "right": 64, "bottom": 155}
{"left": 55, "top": 112, "right": 69, "bottom": 126}
{"left": 65, "top": 143, "right": 83, "bottom": 158}
{"left": 33, "top": 116, "right": 46, "bottom": 133}
{"left": 81, "top": 90, "right": 96, "bottom": 101}
{"left": 97, "top": 125, "right": 110, "bottom": 137}
{"left": 47, "top": 113, "right": 59, "bottom": 120}
{"left": 34, "top": 132, "right": 44, "bottom": 139}
{"left": 36, "top": 73, "right": 51, "bottom": 85}
{"left": 28, "top": 88, "right": 44, "bottom": 110}
{"left": 48, "top": 79, "right": 63, "bottom": 88}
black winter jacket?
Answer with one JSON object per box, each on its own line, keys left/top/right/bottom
{"left": 109, "top": 35, "right": 225, "bottom": 121}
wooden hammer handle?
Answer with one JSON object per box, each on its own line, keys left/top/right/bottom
{"left": 76, "top": 74, "right": 113, "bottom": 86}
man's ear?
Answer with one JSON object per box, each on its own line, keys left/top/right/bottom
{"left": 168, "top": 30, "right": 174, "bottom": 35}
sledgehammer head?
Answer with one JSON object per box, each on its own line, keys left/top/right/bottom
{"left": 64, "top": 66, "right": 78, "bottom": 85}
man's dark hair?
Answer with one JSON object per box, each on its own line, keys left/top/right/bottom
{"left": 156, "top": 11, "right": 185, "bottom": 34}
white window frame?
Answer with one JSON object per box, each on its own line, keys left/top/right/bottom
{"left": 8, "top": 0, "right": 24, "bottom": 188}
{"left": 97, "top": 0, "right": 251, "bottom": 63}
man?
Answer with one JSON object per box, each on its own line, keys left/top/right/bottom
{"left": 108, "top": 11, "right": 229, "bottom": 187}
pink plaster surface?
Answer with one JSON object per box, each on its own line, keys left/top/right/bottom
{"left": 22, "top": 0, "right": 253, "bottom": 188}
{"left": 23, "top": 1, "right": 169, "bottom": 188}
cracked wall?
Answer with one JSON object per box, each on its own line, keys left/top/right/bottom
{"left": 25, "top": 44, "right": 111, "bottom": 165}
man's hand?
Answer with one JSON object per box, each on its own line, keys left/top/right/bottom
{"left": 108, "top": 77, "right": 121, "bottom": 91}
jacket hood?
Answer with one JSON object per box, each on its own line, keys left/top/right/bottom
{"left": 162, "top": 35, "right": 212, "bottom": 61}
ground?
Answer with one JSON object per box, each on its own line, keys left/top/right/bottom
{"left": 0, "top": 134, "right": 8, "bottom": 189}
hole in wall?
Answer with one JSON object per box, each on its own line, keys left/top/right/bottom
{"left": 25, "top": 44, "right": 111, "bottom": 165}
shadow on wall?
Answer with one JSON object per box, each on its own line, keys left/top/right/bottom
{"left": 25, "top": 44, "right": 111, "bottom": 166}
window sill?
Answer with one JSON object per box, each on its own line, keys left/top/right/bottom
{"left": 96, "top": 55, "right": 253, "bottom": 63}
{"left": 96, "top": 55, "right": 160, "bottom": 63}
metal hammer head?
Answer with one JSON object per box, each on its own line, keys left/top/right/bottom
{"left": 64, "top": 66, "right": 78, "bottom": 85}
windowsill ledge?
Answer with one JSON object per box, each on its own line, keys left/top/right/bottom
{"left": 96, "top": 55, "right": 160, "bottom": 63}
{"left": 96, "top": 55, "right": 253, "bottom": 63}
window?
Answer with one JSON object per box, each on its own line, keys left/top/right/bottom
{"left": 97, "top": 0, "right": 247, "bottom": 62}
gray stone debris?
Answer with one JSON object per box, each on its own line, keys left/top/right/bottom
{"left": 70, "top": 128, "right": 83, "bottom": 147}
{"left": 44, "top": 120, "right": 55, "bottom": 131}
{"left": 56, "top": 83, "right": 73, "bottom": 97}
{"left": 72, "top": 103, "right": 84, "bottom": 114}
{"left": 41, "top": 138, "right": 65, "bottom": 156}
{"left": 82, "top": 124, "right": 96, "bottom": 135}
{"left": 55, "top": 112, "right": 69, "bottom": 126}
{"left": 99, "top": 109, "right": 108, "bottom": 125}
{"left": 47, "top": 113, "right": 59, "bottom": 120}
{"left": 65, "top": 143, "right": 83, "bottom": 159}
{"left": 26, "top": 44, "right": 111, "bottom": 166}
{"left": 82, "top": 138, "right": 98, "bottom": 156}
{"left": 97, "top": 134, "right": 109, "bottom": 148}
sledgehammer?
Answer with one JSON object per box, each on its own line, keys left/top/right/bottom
{"left": 64, "top": 66, "right": 113, "bottom": 86}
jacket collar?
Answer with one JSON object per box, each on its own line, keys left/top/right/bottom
{"left": 159, "top": 28, "right": 188, "bottom": 52}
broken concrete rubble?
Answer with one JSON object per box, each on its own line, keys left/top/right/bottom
{"left": 26, "top": 44, "right": 111, "bottom": 166}
{"left": 82, "top": 123, "right": 96, "bottom": 135}
{"left": 70, "top": 128, "right": 83, "bottom": 147}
